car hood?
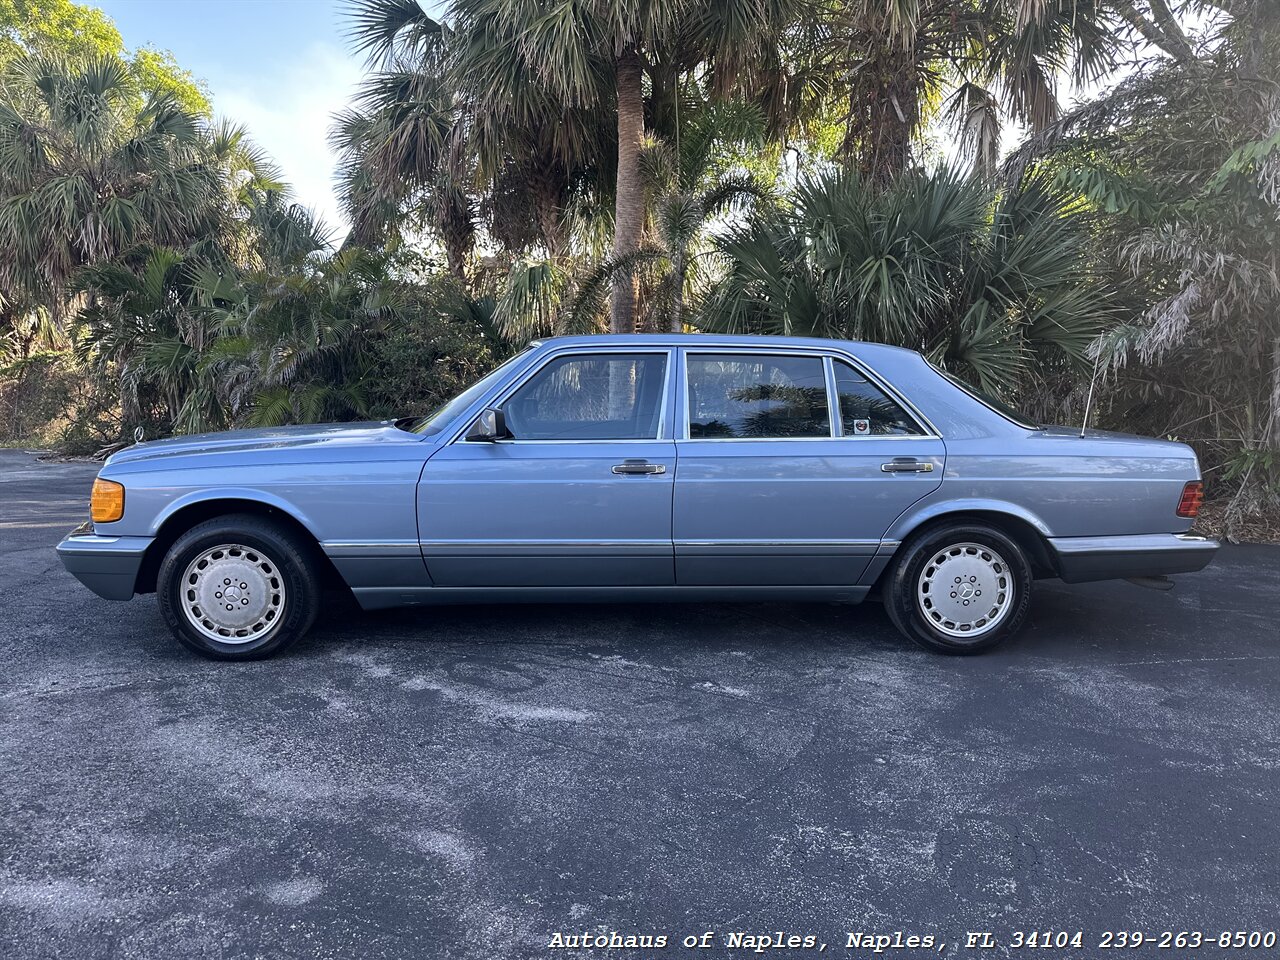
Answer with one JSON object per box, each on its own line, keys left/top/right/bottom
{"left": 105, "top": 421, "right": 420, "bottom": 466}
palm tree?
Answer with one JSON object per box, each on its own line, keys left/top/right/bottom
{"left": 652, "top": 175, "right": 765, "bottom": 331}
{"left": 341, "top": 0, "right": 797, "bottom": 329}
{"left": 74, "top": 247, "right": 390, "bottom": 434}
{"left": 698, "top": 168, "right": 1115, "bottom": 397}
{"left": 204, "top": 247, "right": 405, "bottom": 427}
{"left": 798, "top": 0, "right": 1119, "bottom": 182}
{"left": 73, "top": 246, "right": 209, "bottom": 433}
{"left": 489, "top": 100, "right": 773, "bottom": 340}
{"left": 72, "top": 195, "right": 336, "bottom": 439}
{"left": 330, "top": 44, "right": 479, "bottom": 277}
{"left": 201, "top": 117, "right": 332, "bottom": 273}
{"left": 646, "top": 101, "right": 773, "bottom": 331}
{"left": 459, "top": 0, "right": 800, "bottom": 330}
{"left": 0, "top": 53, "right": 226, "bottom": 324}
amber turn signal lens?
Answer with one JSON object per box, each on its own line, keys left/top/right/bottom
{"left": 91, "top": 478, "right": 125, "bottom": 523}
{"left": 1176, "top": 480, "right": 1204, "bottom": 519}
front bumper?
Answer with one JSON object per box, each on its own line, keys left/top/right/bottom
{"left": 56, "top": 522, "right": 152, "bottom": 600}
{"left": 1048, "top": 533, "right": 1219, "bottom": 584}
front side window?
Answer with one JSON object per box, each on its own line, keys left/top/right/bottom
{"left": 833, "top": 360, "right": 925, "bottom": 436}
{"left": 686, "top": 354, "right": 830, "bottom": 438}
{"left": 502, "top": 353, "right": 668, "bottom": 440}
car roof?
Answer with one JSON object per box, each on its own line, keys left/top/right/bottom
{"left": 529, "top": 333, "right": 922, "bottom": 361}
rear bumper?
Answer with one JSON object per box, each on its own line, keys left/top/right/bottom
{"left": 1048, "top": 533, "right": 1219, "bottom": 584}
{"left": 56, "top": 523, "right": 151, "bottom": 600}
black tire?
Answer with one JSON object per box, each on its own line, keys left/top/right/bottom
{"left": 157, "top": 514, "right": 321, "bottom": 661}
{"left": 884, "top": 522, "right": 1032, "bottom": 655}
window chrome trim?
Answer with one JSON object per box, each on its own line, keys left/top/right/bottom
{"left": 823, "top": 355, "right": 842, "bottom": 437}
{"left": 677, "top": 346, "right": 940, "bottom": 441}
{"left": 676, "top": 539, "right": 882, "bottom": 548}
{"left": 675, "top": 539, "right": 884, "bottom": 558}
{"left": 673, "top": 434, "right": 934, "bottom": 443}
{"left": 481, "top": 440, "right": 675, "bottom": 448}
{"left": 421, "top": 539, "right": 672, "bottom": 557}
{"left": 446, "top": 346, "right": 676, "bottom": 446}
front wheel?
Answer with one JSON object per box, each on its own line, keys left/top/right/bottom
{"left": 883, "top": 523, "right": 1032, "bottom": 655}
{"left": 157, "top": 514, "right": 321, "bottom": 660}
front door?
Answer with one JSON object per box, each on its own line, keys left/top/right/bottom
{"left": 419, "top": 350, "right": 676, "bottom": 587}
{"left": 673, "top": 350, "right": 944, "bottom": 585}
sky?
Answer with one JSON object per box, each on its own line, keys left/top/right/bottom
{"left": 92, "top": 0, "right": 378, "bottom": 240}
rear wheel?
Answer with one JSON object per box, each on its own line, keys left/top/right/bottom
{"left": 884, "top": 522, "right": 1032, "bottom": 654}
{"left": 157, "top": 514, "right": 320, "bottom": 660}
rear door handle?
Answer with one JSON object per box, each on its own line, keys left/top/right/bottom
{"left": 880, "top": 458, "right": 934, "bottom": 473}
{"left": 612, "top": 460, "right": 666, "bottom": 476}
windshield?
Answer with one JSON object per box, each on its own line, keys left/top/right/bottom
{"left": 933, "top": 365, "right": 1042, "bottom": 430}
{"left": 405, "top": 349, "right": 533, "bottom": 436}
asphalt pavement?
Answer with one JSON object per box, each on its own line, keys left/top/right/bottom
{"left": 1, "top": 449, "right": 1277, "bottom": 959}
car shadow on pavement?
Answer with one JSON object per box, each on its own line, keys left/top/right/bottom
{"left": 293, "top": 582, "right": 1136, "bottom": 663}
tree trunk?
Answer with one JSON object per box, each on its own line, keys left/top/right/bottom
{"left": 442, "top": 220, "right": 470, "bottom": 281}
{"left": 841, "top": 49, "right": 919, "bottom": 185}
{"left": 438, "top": 187, "right": 474, "bottom": 282}
{"left": 611, "top": 47, "right": 645, "bottom": 334}
{"left": 533, "top": 168, "right": 566, "bottom": 258}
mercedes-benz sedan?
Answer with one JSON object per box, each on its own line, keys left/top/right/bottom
{"left": 58, "top": 335, "right": 1218, "bottom": 659}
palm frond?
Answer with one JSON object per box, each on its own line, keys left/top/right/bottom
{"left": 345, "top": 0, "right": 446, "bottom": 66}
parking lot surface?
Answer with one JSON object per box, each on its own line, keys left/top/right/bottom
{"left": 1, "top": 449, "right": 1277, "bottom": 959}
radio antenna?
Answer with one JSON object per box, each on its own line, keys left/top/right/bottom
{"left": 1079, "top": 351, "right": 1102, "bottom": 438}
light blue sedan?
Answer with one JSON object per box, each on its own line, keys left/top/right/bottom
{"left": 57, "top": 334, "right": 1218, "bottom": 659}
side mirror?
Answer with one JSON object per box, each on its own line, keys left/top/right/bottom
{"left": 466, "top": 407, "right": 510, "bottom": 442}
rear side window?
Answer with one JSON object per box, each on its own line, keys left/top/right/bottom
{"left": 502, "top": 353, "right": 667, "bottom": 440}
{"left": 686, "top": 354, "right": 830, "bottom": 438}
{"left": 833, "top": 360, "right": 924, "bottom": 436}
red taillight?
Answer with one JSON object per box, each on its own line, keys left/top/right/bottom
{"left": 1176, "top": 481, "right": 1204, "bottom": 519}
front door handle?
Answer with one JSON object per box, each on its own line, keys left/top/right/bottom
{"left": 612, "top": 460, "right": 666, "bottom": 476}
{"left": 880, "top": 458, "right": 934, "bottom": 473}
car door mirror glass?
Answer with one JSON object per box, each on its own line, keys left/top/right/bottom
{"left": 466, "top": 407, "right": 511, "bottom": 441}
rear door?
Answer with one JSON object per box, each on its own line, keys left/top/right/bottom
{"left": 673, "top": 349, "right": 944, "bottom": 585}
{"left": 418, "top": 348, "right": 676, "bottom": 586}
